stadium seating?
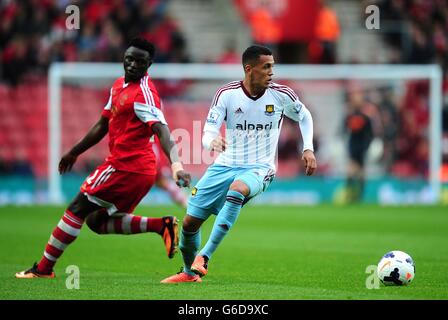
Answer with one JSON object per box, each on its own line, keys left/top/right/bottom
{"left": 0, "top": 83, "right": 216, "bottom": 178}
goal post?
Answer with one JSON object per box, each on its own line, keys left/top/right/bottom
{"left": 48, "top": 63, "right": 443, "bottom": 204}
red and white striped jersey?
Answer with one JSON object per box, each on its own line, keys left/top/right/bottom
{"left": 101, "top": 73, "right": 167, "bottom": 175}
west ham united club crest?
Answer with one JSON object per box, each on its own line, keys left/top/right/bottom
{"left": 265, "top": 105, "right": 274, "bottom": 116}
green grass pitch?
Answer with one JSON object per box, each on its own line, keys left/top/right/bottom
{"left": 1, "top": 205, "right": 448, "bottom": 300}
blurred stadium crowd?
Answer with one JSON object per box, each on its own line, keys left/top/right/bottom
{"left": 0, "top": 0, "right": 447, "bottom": 183}
{"left": 0, "top": 0, "right": 190, "bottom": 86}
{"left": 362, "top": 0, "right": 448, "bottom": 179}
{"left": 376, "top": 0, "right": 448, "bottom": 67}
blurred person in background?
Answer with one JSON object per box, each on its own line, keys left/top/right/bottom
{"left": 393, "top": 81, "right": 430, "bottom": 177}
{"left": 377, "top": 87, "right": 400, "bottom": 173}
{"left": 344, "top": 91, "right": 373, "bottom": 203}
{"left": 405, "top": 21, "right": 435, "bottom": 64}
{"left": 309, "top": 0, "right": 340, "bottom": 64}
{"left": 247, "top": 0, "right": 281, "bottom": 56}
{"left": 217, "top": 40, "right": 240, "bottom": 64}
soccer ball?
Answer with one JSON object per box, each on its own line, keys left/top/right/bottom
{"left": 377, "top": 250, "right": 415, "bottom": 286}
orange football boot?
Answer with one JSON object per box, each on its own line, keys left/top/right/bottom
{"left": 160, "top": 216, "right": 179, "bottom": 259}
{"left": 15, "top": 263, "right": 55, "bottom": 279}
{"left": 191, "top": 255, "right": 208, "bottom": 277}
{"left": 160, "top": 270, "right": 202, "bottom": 283}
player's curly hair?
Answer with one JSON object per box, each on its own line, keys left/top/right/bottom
{"left": 128, "top": 37, "right": 156, "bottom": 60}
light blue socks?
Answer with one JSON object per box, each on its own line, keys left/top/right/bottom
{"left": 199, "top": 190, "right": 245, "bottom": 260}
{"left": 180, "top": 229, "right": 201, "bottom": 275}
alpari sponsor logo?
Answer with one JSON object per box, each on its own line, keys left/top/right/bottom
{"left": 236, "top": 121, "right": 273, "bottom": 131}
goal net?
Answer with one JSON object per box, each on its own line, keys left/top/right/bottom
{"left": 47, "top": 63, "right": 443, "bottom": 205}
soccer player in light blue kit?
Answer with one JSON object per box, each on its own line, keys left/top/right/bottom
{"left": 161, "top": 45, "right": 317, "bottom": 283}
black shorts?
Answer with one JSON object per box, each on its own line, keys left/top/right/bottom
{"left": 349, "top": 146, "right": 367, "bottom": 166}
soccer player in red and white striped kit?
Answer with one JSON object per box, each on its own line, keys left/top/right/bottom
{"left": 16, "top": 38, "right": 191, "bottom": 278}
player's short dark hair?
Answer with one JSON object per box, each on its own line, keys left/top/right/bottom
{"left": 128, "top": 37, "right": 156, "bottom": 60}
{"left": 242, "top": 45, "right": 272, "bottom": 66}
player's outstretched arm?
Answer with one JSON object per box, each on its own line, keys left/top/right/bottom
{"left": 152, "top": 122, "right": 191, "bottom": 188}
{"left": 59, "top": 116, "right": 109, "bottom": 174}
{"left": 297, "top": 106, "right": 317, "bottom": 176}
{"left": 302, "top": 150, "right": 317, "bottom": 176}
